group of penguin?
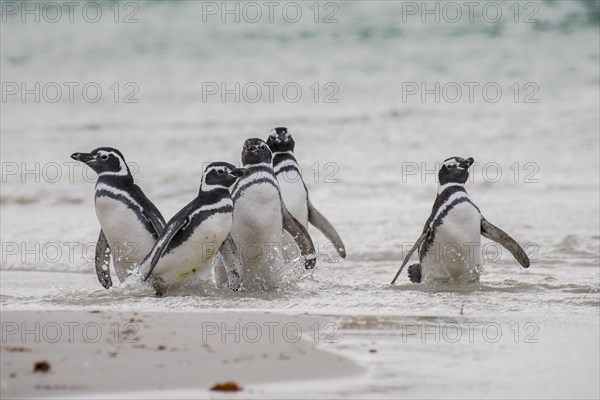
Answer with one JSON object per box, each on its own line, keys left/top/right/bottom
{"left": 71, "top": 127, "right": 530, "bottom": 295}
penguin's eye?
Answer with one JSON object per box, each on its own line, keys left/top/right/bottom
{"left": 101, "top": 155, "right": 108, "bottom": 160}
{"left": 217, "top": 170, "right": 224, "bottom": 174}
{"left": 448, "top": 165, "right": 456, "bottom": 169}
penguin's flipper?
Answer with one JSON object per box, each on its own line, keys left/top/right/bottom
{"left": 282, "top": 205, "right": 317, "bottom": 269}
{"left": 141, "top": 217, "right": 189, "bottom": 281}
{"left": 218, "top": 234, "right": 242, "bottom": 291}
{"left": 95, "top": 230, "right": 112, "bottom": 289}
{"left": 391, "top": 230, "right": 428, "bottom": 284}
{"left": 143, "top": 208, "right": 166, "bottom": 237}
{"left": 481, "top": 217, "right": 530, "bottom": 268}
{"left": 307, "top": 199, "right": 346, "bottom": 258}
{"left": 132, "top": 185, "right": 166, "bottom": 235}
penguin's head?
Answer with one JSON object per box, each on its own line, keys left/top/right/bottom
{"left": 242, "top": 138, "right": 272, "bottom": 165}
{"left": 266, "top": 127, "right": 295, "bottom": 153}
{"left": 202, "top": 162, "right": 247, "bottom": 191}
{"left": 70, "top": 147, "right": 130, "bottom": 176}
{"left": 438, "top": 157, "right": 474, "bottom": 185}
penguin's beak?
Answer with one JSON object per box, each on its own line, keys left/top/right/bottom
{"left": 460, "top": 157, "right": 474, "bottom": 168}
{"left": 231, "top": 168, "right": 249, "bottom": 177}
{"left": 71, "top": 152, "right": 94, "bottom": 163}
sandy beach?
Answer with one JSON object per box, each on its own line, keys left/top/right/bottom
{"left": 1, "top": 310, "right": 364, "bottom": 398}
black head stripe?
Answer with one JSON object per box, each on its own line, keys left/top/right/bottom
{"left": 93, "top": 147, "right": 126, "bottom": 161}
{"left": 206, "top": 161, "right": 236, "bottom": 171}
{"left": 272, "top": 152, "right": 297, "bottom": 165}
{"left": 231, "top": 167, "right": 279, "bottom": 201}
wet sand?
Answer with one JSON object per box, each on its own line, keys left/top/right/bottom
{"left": 1, "top": 310, "right": 363, "bottom": 399}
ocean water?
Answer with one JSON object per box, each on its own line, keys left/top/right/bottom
{"left": 1, "top": 0, "right": 599, "bottom": 398}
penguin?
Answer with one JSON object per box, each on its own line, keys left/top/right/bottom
{"left": 227, "top": 138, "right": 316, "bottom": 290}
{"left": 71, "top": 147, "right": 165, "bottom": 289}
{"left": 266, "top": 127, "right": 346, "bottom": 260}
{"left": 138, "top": 162, "right": 247, "bottom": 295}
{"left": 391, "top": 156, "right": 530, "bottom": 284}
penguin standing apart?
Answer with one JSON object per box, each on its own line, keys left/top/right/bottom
{"left": 71, "top": 148, "right": 166, "bottom": 289}
{"left": 228, "top": 138, "right": 316, "bottom": 290}
{"left": 139, "top": 162, "right": 247, "bottom": 295}
{"left": 266, "top": 127, "right": 346, "bottom": 260}
{"left": 391, "top": 157, "right": 530, "bottom": 284}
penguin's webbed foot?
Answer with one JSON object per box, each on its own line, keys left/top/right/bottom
{"left": 408, "top": 264, "right": 422, "bottom": 283}
{"left": 148, "top": 276, "right": 167, "bottom": 297}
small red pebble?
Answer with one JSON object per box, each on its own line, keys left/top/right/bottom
{"left": 33, "top": 361, "right": 51, "bottom": 373}
{"left": 210, "top": 381, "right": 242, "bottom": 392}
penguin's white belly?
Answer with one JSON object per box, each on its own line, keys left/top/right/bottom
{"left": 422, "top": 202, "right": 482, "bottom": 282}
{"left": 277, "top": 174, "right": 308, "bottom": 227}
{"left": 95, "top": 196, "right": 156, "bottom": 282}
{"left": 232, "top": 183, "right": 284, "bottom": 289}
{"left": 153, "top": 212, "right": 232, "bottom": 284}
